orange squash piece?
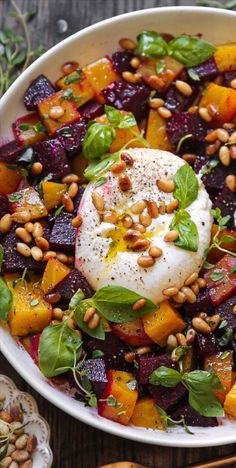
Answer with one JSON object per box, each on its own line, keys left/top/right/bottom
{"left": 131, "top": 397, "right": 165, "bottom": 430}
{"left": 5, "top": 273, "right": 52, "bottom": 336}
{"left": 0, "top": 163, "right": 21, "bottom": 195}
{"left": 138, "top": 56, "right": 183, "bottom": 92}
{"left": 142, "top": 300, "right": 186, "bottom": 347}
{"left": 10, "top": 187, "right": 48, "bottom": 221}
{"left": 56, "top": 69, "right": 95, "bottom": 108}
{"left": 224, "top": 382, "right": 236, "bottom": 418}
{"left": 214, "top": 44, "right": 236, "bottom": 72}
{"left": 83, "top": 56, "right": 119, "bottom": 103}
{"left": 145, "top": 109, "right": 173, "bottom": 151}
{"left": 38, "top": 90, "right": 81, "bottom": 135}
{"left": 204, "top": 351, "right": 234, "bottom": 404}
{"left": 98, "top": 370, "right": 138, "bottom": 425}
{"left": 41, "top": 181, "right": 67, "bottom": 212}
{"left": 112, "top": 318, "right": 153, "bottom": 347}
{"left": 13, "top": 112, "right": 47, "bottom": 147}
{"left": 199, "top": 83, "right": 236, "bottom": 126}
{"left": 95, "top": 112, "right": 144, "bottom": 152}
{"left": 41, "top": 258, "right": 70, "bottom": 294}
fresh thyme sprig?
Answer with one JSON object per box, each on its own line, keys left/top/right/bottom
{"left": 196, "top": 0, "right": 236, "bottom": 8}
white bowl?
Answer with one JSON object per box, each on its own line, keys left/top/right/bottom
{"left": 1, "top": 6, "right": 236, "bottom": 447}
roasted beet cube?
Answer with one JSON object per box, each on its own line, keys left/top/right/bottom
{"left": 79, "top": 100, "right": 104, "bottom": 121}
{"left": 224, "top": 71, "right": 236, "bottom": 87}
{"left": 171, "top": 404, "right": 217, "bottom": 427}
{"left": 112, "top": 51, "right": 134, "bottom": 74}
{"left": 166, "top": 112, "right": 207, "bottom": 149}
{"left": 165, "top": 85, "right": 196, "bottom": 113}
{"left": 73, "top": 186, "right": 85, "bottom": 213}
{"left": 183, "top": 288, "right": 214, "bottom": 316}
{"left": 56, "top": 120, "right": 87, "bottom": 157}
{"left": 188, "top": 57, "right": 218, "bottom": 82}
{"left": 205, "top": 255, "right": 236, "bottom": 306}
{"left": 38, "top": 91, "right": 81, "bottom": 136}
{"left": 148, "top": 382, "right": 187, "bottom": 411}
{"left": 81, "top": 358, "right": 108, "bottom": 396}
{"left": 216, "top": 296, "right": 236, "bottom": 329}
{"left": 49, "top": 212, "right": 75, "bottom": 253}
{"left": 24, "top": 75, "right": 55, "bottom": 111}
{"left": 0, "top": 195, "right": 11, "bottom": 219}
{"left": 85, "top": 333, "right": 130, "bottom": 370}
{"left": 102, "top": 80, "right": 150, "bottom": 121}
{"left": 0, "top": 141, "right": 23, "bottom": 164}
{"left": 54, "top": 268, "right": 94, "bottom": 302}
{"left": 137, "top": 354, "right": 174, "bottom": 385}
{"left": 33, "top": 139, "right": 70, "bottom": 180}
{"left": 13, "top": 113, "right": 47, "bottom": 148}
{"left": 203, "top": 164, "right": 236, "bottom": 199}
{"left": 213, "top": 184, "right": 236, "bottom": 230}
{"left": 196, "top": 333, "right": 219, "bottom": 359}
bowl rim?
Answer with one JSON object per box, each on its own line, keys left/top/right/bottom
{"left": 1, "top": 5, "right": 236, "bottom": 448}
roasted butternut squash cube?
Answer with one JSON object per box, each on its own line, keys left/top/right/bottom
{"left": 131, "top": 397, "right": 165, "bottom": 430}
{"left": 224, "top": 382, "right": 236, "bottom": 418}
{"left": 145, "top": 109, "right": 173, "bottom": 151}
{"left": 138, "top": 56, "right": 183, "bottom": 92}
{"left": 0, "top": 163, "right": 22, "bottom": 195}
{"left": 5, "top": 274, "right": 52, "bottom": 336}
{"left": 142, "top": 300, "right": 186, "bottom": 347}
{"left": 9, "top": 187, "right": 48, "bottom": 221}
{"left": 13, "top": 112, "right": 47, "bottom": 147}
{"left": 41, "top": 257, "right": 70, "bottom": 294}
{"left": 214, "top": 44, "right": 236, "bottom": 72}
{"left": 38, "top": 90, "right": 81, "bottom": 135}
{"left": 83, "top": 56, "right": 119, "bottom": 103}
{"left": 57, "top": 68, "right": 95, "bottom": 108}
{"left": 204, "top": 351, "right": 234, "bottom": 404}
{"left": 199, "top": 83, "right": 236, "bottom": 126}
{"left": 41, "top": 181, "right": 67, "bottom": 212}
{"left": 95, "top": 111, "right": 144, "bottom": 152}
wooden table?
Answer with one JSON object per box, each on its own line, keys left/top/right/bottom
{"left": 0, "top": 0, "right": 236, "bottom": 466}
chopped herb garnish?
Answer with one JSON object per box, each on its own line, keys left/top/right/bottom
{"left": 210, "top": 270, "right": 224, "bottom": 282}
{"left": 30, "top": 298, "right": 39, "bottom": 307}
{"left": 200, "top": 159, "right": 219, "bottom": 176}
{"left": 219, "top": 319, "right": 228, "bottom": 329}
{"left": 64, "top": 68, "right": 82, "bottom": 85}
{"left": 19, "top": 123, "right": 30, "bottom": 131}
{"left": 188, "top": 69, "right": 200, "bottom": 81}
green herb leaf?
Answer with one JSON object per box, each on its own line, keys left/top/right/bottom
{"left": 217, "top": 329, "right": 233, "bottom": 347}
{"left": 33, "top": 122, "right": 47, "bottom": 133}
{"left": 69, "top": 288, "right": 85, "bottom": 310}
{"left": 187, "top": 69, "right": 200, "bottom": 81}
{"left": 105, "top": 105, "right": 123, "bottom": 127}
{"left": 118, "top": 114, "right": 136, "bottom": 129}
{"left": 168, "top": 36, "right": 216, "bottom": 67}
{"left": 220, "top": 350, "right": 231, "bottom": 360}
{"left": 173, "top": 163, "right": 199, "bottom": 209}
{"left": 0, "top": 278, "right": 13, "bottom": 320}
{"left": 91, "top": 350, "right": 104, "bottom": 359}
{"left": 94, "top": 177, "right": 108, "bottom": 188}
{"left": 203, "top": 261, "right": 214, "bottom": 270}
{"left": 149, "top": 366, "right": 182, "bottom": 387}
{"left": 74, "top": 300, "right": 105, "bottom": 340}
{"left": 176, "top": 134, "right": 193, "bottom": 153}
{"left": 64, "top": 68, "right": 82, "bottom": 85}
{"left": 8, "top": 193, "right": 22, "bottom": 203}
{"left": 188, "top": 387, "right": 224, "bottom": 417}
{"left": 126, "top": 379, "right": 137, "bottom": 391}
{"left": 210, "top": 270, "right": 224, "bottom": 282}
{"left": 220, "top": 235, "right": 235, "bottom": 244}
{"left": 230, "top": 266, "right": 236, "bottom": 275}
{"left": 136, "top": 31, "right": 167, "bottom": 58}
{"left": 0, "top": 245, "right": 4, "bottom": 273}
{"left": 219, "top": 319, "right": 228, "bottom": 329}
{"left": 82, "top": 122, "right": 116, "bottom": 160}
{"left": 19, "top": 123, "right": 30, "bottom": 131}
{"left": 156, "top": 59, "right": 166, "bottom": 74}
{"left": 170, "top": 209, "right": 199, "bottom": 252}
{"left": 84, "top": 153, "right": 119, "bottom": 181}
{"left": 30, "top": 298, "right": 39, "bottom": 307}
{"left": 200, "top": 159, "right": 219, "bottom": 176}
{"left": 54, "top": 205, "right": 64, "bottom": 218}
{"left": 61, "top": 88, "right": 74, "bottom": 100}
{"left": 184, "top": 370, "right": 223, "bottom": 392}
{"left": 0, "top": 441, "right": 9, "bottom": 463}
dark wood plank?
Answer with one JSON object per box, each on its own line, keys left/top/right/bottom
{"left": 0, "top": 1, "right": 236, "bottom": 467}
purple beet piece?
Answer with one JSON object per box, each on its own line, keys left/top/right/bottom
{"left": 215, "top": 296, "right": 236, "bottom": 329}
{"left": 33, "top": 139, "right": 70, "bottom": 180}
{"left": 148, "top": 382, "right": 187, "bottom": 411}
{"left": 24, "top": 75, "right": 55, "bottom": 111}
{"left": 224, "top": 71, "right": 236, "bottom": 87}
{"left": 0, "top": 141, "right": 23, "bottom": 163}
{"left": 49, "top": 212, "right": 75, "bottom": 253}
{"left": 112, "top": 51, "right": 134, "bottom": 74}
{"left": 79, "top": 101, "right": 104, "bottom": 121}
{"left": 184, "top": 289, "right": 214, "bottom": 317}
{"left": 196, "top": 333, "right": 219, "bottom": 359}
{"left": 188, "top": 57, "right": 218, "bottom": 82}
{"left": 204, "top": 162, "right": 236, "bottom": 198}
{"left": 54, "top": 268, "right": 94, "bottom": 302}
{"left": 171, "top": 404, "right": 217, "bottom": 427}
{"left": 85, "top": 333, "right": 130, "bottom": 370}
{"left": 81, "top": 358, "right": 108, "bottom": 396}
{"left": 102, "top": 80, "right": 150, "bottom": 121}
{"left": 56, "top": 120, "right": 87, "bottom": 158}
{"left": 165, "top": 85, "right": 196, "bottom": 113}
{"left": 73, "top": 186, "right": 85, "bottom": 214}
{"left": 0, "top": 195, "right": 11, "bottom": 219}
{"left": 166, "top": 112, "right": 207, "bottom": 149}
{"left": 137, "top": 354, "right": 174, "bottom": 385}
{"left": 213, "top": 184, "right": 236, "bottom": 230}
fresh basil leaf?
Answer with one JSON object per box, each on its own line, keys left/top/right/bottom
{"left": 188, "top": 388, "right": 224, "bottom": 417}
{"left": 84, "top": 153, "right": 119, "bottom": 181}
{"left": 170, "top": 209, "right": 199, "bottom": 252}
{"left": 183, "top": 370, "right": 223, "bottom": 392}
{"left": 104, "top": 105, "right": 123, "bottom": 127}
{"left": 217, "top": 328, "right": 233, "bottom": 346}
{"left": 69, "top": 288, "right": 85, "bottom": 310}
{"left": 82, "top": 122, "right": 116, "bottom": 160}
{"left": 91, "top": 350, "right": 104, "bottom": 359}
{"left": 136, "top": 31, "right": 168, "bottom": 58}
{"left": 220, "top": 235, "right": 235, "bottom": 244}
{"left": 168, "top": 36, "right": 216, "bottom": 67}
{"left": 0, "top": 278, "right": 13, "bottom": 320}
{"left": 0, "top": 245, "right": 4, "bottom": 272}
{"left": 74, "top": 300, "right": 105, "bottom": 340}
{"left": 173, "top": 163, "right": 199, "bottom": 209}
{"left": 219, "top": 319, "right": 228, "bottom": 329}
{"left": 187, "top": 69, "right": 200, "bottom": 81}
{"left": 39, "top": 322, "right": 82, "bottom": 377}
{"left": 149, "top": 366, "right": 182, "bottom": 387}
{"left": 118, "top": 114, "right": 136, "bottom": 129}
{"left": 93, "top": 285, "right": 157, "bottom": 323}
{"left": 94, "top": 177, "right": 108, "bottom": 188}
{"left": 210, "top": 270, "right": 224, "bottom": 282}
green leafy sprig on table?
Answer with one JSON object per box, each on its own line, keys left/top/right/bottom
{"left": 196, "top": 0, "right": 236, "bottom": 8}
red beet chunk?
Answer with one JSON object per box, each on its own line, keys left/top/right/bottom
{"left": 21, "top": 334, "right": 40, "bottom": 365}
{"left": 213, "top": 184, "right": 236, "bottom": 230}
{"left": 81, "top": 358, "right": 108, "bottom": 396}
{"left": 203, "top": 163, "right": 236, "bottom": 199}
{"left": 205, "top": 254, "right": 236, "bottom": 306}
{"left": 24, "top": 75, "right": 55, "bottom": 111}
{"left": 188, "top": 57, "right": 218, "bottom": 82}
{"left": 102, "top": 80, "right": 150, "bottom": 121}
{"left": 183, "top": 289, "right": 214, "bottom": 316}
{"left": 166, "top": 112, "right": 207, "bottom": 149}
{"left": 0, "top": 195, "right": 11, "bottom": 218}
{"left": 49, "top": 212, "right": 75, "bottom": 253}
{"left": 224, "top": 71, "right": 236, "bottom": 87}
{"left": 165, "top": 85, "right": 196, "bottom": 113}
{"left": 54, "top": 268, "right": 94, "bottom": 303}
{"left": 148, "top": 382, "right": 187, "bottom": 411}
{"left": 79, "top": 100, "right": 104, "bottom": 121}
{"left": 56, "top": 120, "right": 87, "bottom": 158}
{"left": 137, "top": 354, "right": 174, "bottom": 385}
{"left": 85, "top": 333, "right": 130, "bottom": 371}
{"left": 112, "top": 51, "right": 134, "bottom": 74}
{"left": 0, "top": 141, "right": 23, "bottom": 163}
{"left": 196, "top": 333, "right": 219, "bottom": 359}
{"left": 171, "top": 404, "right": 217, "bottom": 427}
{"left": 33, "top": 139, "right": 70, "bottom": 180}
{"left": 215, "top": 295, "right": 236, "bottom": 329}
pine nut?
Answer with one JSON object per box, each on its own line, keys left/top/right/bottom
{"left": 15, "top": 227, "right": 32, "bottom": 244}
{"left": 184, "top": 272, "right": 198, "bottom": 286}
{"left": 182, "top": 153, "right": 196, "bottom": 164}
{"left": 62, "top": 316, "right": 75, "bottom": 329}
{"left": 198, "top": 312, "right": 208, "bottom": 320}
{"left": 24, "top": 222, "right": 34, "bottom": 233}
{"left": 123, "top": 229, "right": 142, "bottom": 243}
{"left": 15, "top": 434, "right": 28, "bottom": 450}
{"left": 130, "top": 57, "right": 140, "bottom": 68}
{"left": 43, "top": 250, "right": 57, "bottom": 261}
{"left": 118, "top": 173, "right": 132, "bottom": 191}
{"left": 230, "top": 78, "right": 236, "bottom": 89}
{"left": 62, "top": 193, "right": 74, "bottom": 212}
{"left": 31, "top": 162, "right": 43, "bottom": 175}
{"left": 216, "top": 128, "right": 229, "bottom": 143}
{"left": 186, "top": 328, "right": 196, "bottom": 345}
{"left": 120, "top": 152, "right": 134, "bottom": 166}
{"left": 136, "top": 346, "right": 152, "bottom": 355}
{"left": 0, "top": 213, "right": 12, "bottom": 233}
{"left": 207, "top": 314, "right": 221, "bottom": 331}
{"left": 230, "top": 145, "right": 236, "bottom": 160}
{"left": 199, "top": 107, "right": 212, "bottom": 122}
{"left": 223, "top": 123, "right": 235, "bottom": 130}
{"left": 72, "top": 215, "right": 82, "bottom": 227}
{"left": 191, "top": 281, "right": 199, "bottom": 295}
{"left": 192, "top": 317, "right": 211, "bottom": 334}
{"left": 67, "top": 255, "right": 75, "bottom": 264}
{"left": 119, "top": 37, "right": 136, "bottom": 50}
{"left": 139, "top": 212, "right": 152, "bottom": 227}
{"left": 34, "top": 236, "right": 48, "bottom": 251}
{"left": 137, "top": 255, "right": 155, "bottom": 268}
{"left": 225, "top": 174, "right": 236, "bottom": 192}
{"left": 32, "top": 222, "right": 43, "bottom": 238}
{"left": 206, "top": 140, "right": 220, "bottom": 156}
{"left": 45, "top": 292, "right": 61, "bottom": 303}
{"left": 159, "top": 201, "right": 166, "bottom": 214}
{"left": 131, "top": 200, "right": 146, "bottom": 215}
{"left": 173, "top": 291, "right": 186, "bottom": 304}
{"left": 233, "top": 305, "right": 236, "bottom": 315}
{"left": 56, "top": 252, "right": 68, "bottom": 263}
{"left": 197, "top": 277, "right": 206, "bottom": 288}
{"left": 122, "top": 215, "right": 133, "bottom": 228}
{"left": 10, "top": 421, "right": 24, "bottom": 435}
{"left": 166, "top": 199, "right": 179, "bottom": 213}
{"left": 149, "top": 98, "right": 165, "bottom": 109}
{"left": 219, "top": 145, "right": 230, "bottom": 166}
{"left": 16, "top": 242, "right": 31, "bottom": 257}
{"left": 188, "top": 105, "right": 198, "bottom": 114}
{"left": 164, "top": 230, "right": 179, "bottom": 242}
{"left": 1, "top": 457, "right": 12, "bottom": 468}
{"left": 92, "top": 192, "right": 104, "bottom": 211}
{"left": 163, "top": 287, "right": 179, "bottom": 297}
{"left": 132, "top": 238, "right": 150, "bottom": 251}
{"left": 21, "top": 461, "right": 33, "bottom": 468}
{"left": 228, "top": 131, "right": 236, "bottom": 144}
{"left": 83, "top": 307, "right": 96, "bottom": 323}
{"left": 52, "top": 307, "right": 63, "bottom": 320}
{"left": 124, "top": 352, "right": 135, "bottom": 363}
{"left": 157, "top": 179, "right": 175, "bottom": 193}
{"left": 103, "top": 211, "right": 118, "bottom": 224}
{"left": 207, "top": 103, "right": 218, "bottom": 117}
{"left": 176, "top": 333, "right": 187, "bottom": 346}
{"left": 11, "top": 450, "right": 29, "bottom": 462}
{"left": 148, "top": 246, "right": 162, "bottom": 258}
{"left": 111, "top": 161, "right": 126, "bottom": 174}
{"left": 68, "top": 182, "right": 79, "bottom": 199}
{"left": 11, "top": 211, "right": 31, "bottom": 224}
{"left": 158, "top": 107, "right": 172, "bottom": 119}
{"left": 132, "top": 298, "right": 147, "bottom": 311}
{"left": 49, "top": 105, "right": 64, "bottom": 119}
{"left": 146, "top": 200, "right": 159, "bottom": 218}
{"left": 122, "top": 71, "right": 141, "bottom": 83}
{"left": 88, "top": 312, "right": 100, "bottom": 329}
{"left": 31, "top": 246, "right": 43, "bottom": 261}
{"left": 181, "top": 286, "right": 196, "bottom": 303}
{"left": 148, "top": 75, "right": 165, "bottom": 89}
{"left": 205, "top": 130, "right": 218, "bottom": 142}
{"left": 167, "top": 334, "right": 178, "bottom": 350}
{"left": 175, "top": 80, "right": 192, "bottom": 96}
{"left": 132, "top": 223, "right": 146, "bottom": 233}
{"left": 62, "top": 173, "right": 79, "bottom": 183}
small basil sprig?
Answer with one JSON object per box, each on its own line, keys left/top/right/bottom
{"left": 173, "top": 163, "right": 199, "bottom": 209}
{"left": 84, "top": 153, "right": 120, "bottom": 181}
{"left": 82, "top": 122, "right": 116, "bottom": 160}
{"left": 156, "top": 405, "right": 194, "bottom": 435}
{"left": 136, "top": 31, "right": 168, "bottom": 58}
{"left": 105, "top": 105, "right": 136, "bottom": 129}
{"left": 149, "top": 366, "right": 224, "bottom": 418}
{"left": 203, "top": 208, "right": 236, "bottom": 260}
{"left": 170, "top": 209, "right": 199, "bottom": 252}
{"left": 0, "top": 278, "right": 13, "bottom": 321}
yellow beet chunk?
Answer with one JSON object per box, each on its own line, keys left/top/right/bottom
{"left": 224, "top": 382, "right": 236, "bottom": 418}
{"left": 214, "top": 44, "right": 236, "bottom": 72}
{"left": 131, "top": 397, "right": 165, "bottom": 430}
{"left": 11, "top": 187, "right": 48, "bottom": 220}
{"left": 145, "top": 109, "right": 173, "bottom": 151}
{"left": 41, "top": 257, "right": 70, "bottom": 294}
{"left": 204, "top": 351, "right": 234, "bottom": 405}
{"left": 0, "top": 162, "right": 22, "bottom": 195}
{"left": 5, "top": 273, "right": 52, "bottom": 336}
{"left": 41, "top": 181, "right": 67, "bottom": 212}
{"left": 83, "top": 56, "right": 119, "bottom": 103}
{"left": 56, "top": 69, "right": 95, "bottom": 108}
{"left": 142, "top": 300, "right": 186, "bottom": 347}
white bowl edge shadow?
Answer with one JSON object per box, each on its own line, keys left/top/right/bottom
{"left": 1, "top": 6, "right": 236, "bottom": 447}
